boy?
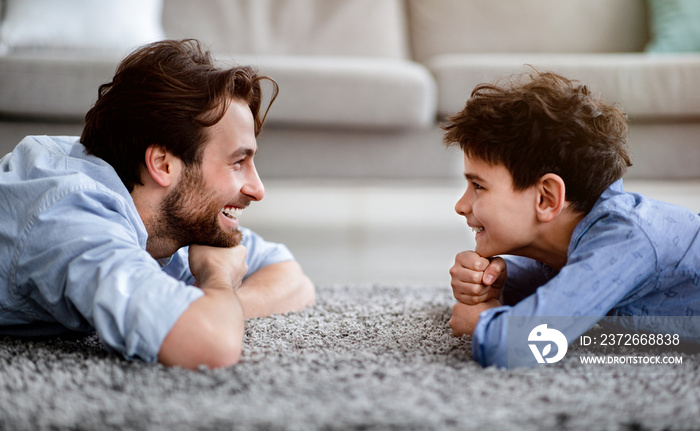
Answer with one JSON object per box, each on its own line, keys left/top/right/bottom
{"left": 443, "top": 70, "right": 700, "bottom": 367}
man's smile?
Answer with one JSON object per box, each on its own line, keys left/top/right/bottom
{"left": 221, "top": 205, "right": 243, "bottom": 220}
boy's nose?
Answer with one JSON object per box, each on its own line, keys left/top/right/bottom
{"left": 455, "top": 190, "right": 471, "bottom": 216}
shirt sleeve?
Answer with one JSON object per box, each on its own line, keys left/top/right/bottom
{"left": 501, "top": 256, "right": 551, "bottom": 306}
{"left": 239, "top": 227, "right": 295, "bottom": 275}
{"left": 160, "top": 227, "right": 296, "bottom": 284}
{"left": 471, "top": 213, "right": 657, "bottom": 368}
{"left": 16, "top": 189, "right": 204, "bottom": 363}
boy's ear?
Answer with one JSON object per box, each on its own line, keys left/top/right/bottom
{"left": 535, "top": 173, "right": 566, "bottom": 223}
{"left": 144, "top": 145, "right": 180, "bottom": 188}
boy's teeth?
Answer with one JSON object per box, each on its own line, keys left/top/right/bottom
{"left": 222, "top": 207, "right": 243, "bottom": 219}
{"left": 471, "top": 227, "right": 484, "bottom": 233}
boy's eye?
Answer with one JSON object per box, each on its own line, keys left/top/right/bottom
{"left": 472, "top": 181, "right": 484, "bottom": 190}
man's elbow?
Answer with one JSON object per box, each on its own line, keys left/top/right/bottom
{"left": 298, "top": 274, "right": 316, "bottom": 308}
{"left": 158, "top": 303, "right": 245, "bottom": 369}
{"left": 203, "top": 301, "right": 246, "bottom": 368}
{"left": 159, "top": 329, "right": 243, "bottom": 369}
{"left": 195, "top": 328, "right": 243, "bottom": 368}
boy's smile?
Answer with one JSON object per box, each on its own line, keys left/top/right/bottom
{"left": 456, "top": 154, "right": 540, "bottom": 258}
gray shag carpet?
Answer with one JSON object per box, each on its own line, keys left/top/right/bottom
{"left": 1, "top": 284, "right": 699, "bottom": 431}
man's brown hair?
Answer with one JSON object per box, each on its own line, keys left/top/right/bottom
{"left": 442, "top": 70, "right": 632, "bottom": 214}
{"left": 81, "top": 39, "right": 278, "bottom": 192}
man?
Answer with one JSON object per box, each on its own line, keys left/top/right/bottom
{"left": 0, "top": 39, "right": 315, "bottom": 369}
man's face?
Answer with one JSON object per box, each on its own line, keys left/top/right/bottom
{"left": 159, "top": 99, "right": 265, "bottom": 249}
{"left": 455, "top": 154, "right": 539, "bottom": 258}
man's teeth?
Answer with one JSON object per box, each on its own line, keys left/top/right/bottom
{"left": 471, "top": 227, "right": 484, "bottom": 233}
{"left": 222, "top": 207, "right": 243, "bottom": 219}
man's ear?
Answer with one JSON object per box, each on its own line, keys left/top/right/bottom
{"left": 535, "top": 173, "right": 566, "bottom": 223}
{"left": 144, "top": 145, "right": 179, "bottom": 187}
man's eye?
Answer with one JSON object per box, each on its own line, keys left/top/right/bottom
{"left": 472, "top": 182, "right": 483, "bottom": 190}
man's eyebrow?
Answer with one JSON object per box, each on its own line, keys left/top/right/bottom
{"left": 229, "top": 147, "right": 256, "bottom": 159}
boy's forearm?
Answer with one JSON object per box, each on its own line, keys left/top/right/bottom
{"left": 450, "top": 299, "right": 502, "bottom": 337}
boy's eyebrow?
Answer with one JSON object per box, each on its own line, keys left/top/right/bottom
{"left": 464, "top": 173, "right": 486, "bottom": 183}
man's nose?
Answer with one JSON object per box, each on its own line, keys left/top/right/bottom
{"left": 242, "top": 165, "right": 265, "bottom": 201}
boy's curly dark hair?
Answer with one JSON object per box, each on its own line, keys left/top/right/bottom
{"left": 442, "top": 70, "right": 632, "bottom": 214}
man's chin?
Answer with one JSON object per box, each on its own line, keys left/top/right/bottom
{"left": 204, "top": 229, "right": 243, "bottom": 248}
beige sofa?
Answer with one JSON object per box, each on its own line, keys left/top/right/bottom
{"left": 1, "top": 0, "right": 699, "bottom": 179}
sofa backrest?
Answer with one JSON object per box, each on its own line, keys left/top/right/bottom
{"left": 407, "top": 0, "right": 650, "bottom": 63}
{"left": 163, "top": 0, "right": 409, "bottom": 59}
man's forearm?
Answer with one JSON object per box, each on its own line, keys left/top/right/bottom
{"left": 236, "top": 260, "right": 316, "bottom": 319}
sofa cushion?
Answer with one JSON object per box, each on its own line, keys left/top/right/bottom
{"left": 0, "top": 50, "right": 436, "bottom": 129}
{"left": 0, "top": 50, "right": 121, "bottom": 120}
{"left": 163, "top": 0, "right": 409, "bottom": 59}
{"left": 407, "top": 0, "right": 649, "bottom": 63}
{"left": 646, "top": 0, "right": 700, "bottom": 53}
{"left": 229, "top": 55, "right": 436, "bottom": 128}
{"left": 429, "top": 53, "right": 700, "bottom": 120}
{"left": 0, "top": 0, "right": 165, "bottom": 53}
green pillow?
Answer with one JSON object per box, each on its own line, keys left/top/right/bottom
{"left": 646, "top": 0, "right": 700, "bottom": 52}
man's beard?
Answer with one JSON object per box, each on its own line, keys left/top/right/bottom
{"left": 155, "top": 164, "right": 245, "bottom": 249}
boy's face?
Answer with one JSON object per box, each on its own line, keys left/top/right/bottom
{"left": 456, "top": 154, "right": 539, "bottom": 258}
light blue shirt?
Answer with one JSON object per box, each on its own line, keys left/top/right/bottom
{"left": 472, "top": 180, "right": 700, "bottom": 367}
{"left": 0, "top": 136, "right": 294, "bottom": 362}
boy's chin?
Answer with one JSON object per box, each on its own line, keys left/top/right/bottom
{"left": 474, "top": 244, "right": 503, "bottom": 259}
